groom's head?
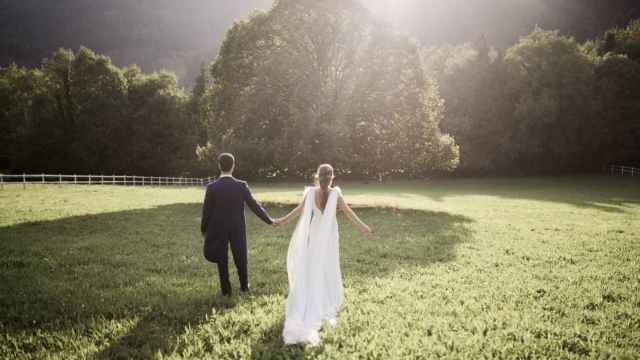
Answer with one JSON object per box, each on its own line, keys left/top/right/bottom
{"left": 218, "top": 153, "right": 235, "bottom": 174}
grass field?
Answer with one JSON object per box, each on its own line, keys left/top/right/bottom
{"left": 1, "top": 177, "right": 639, "bottom": 359}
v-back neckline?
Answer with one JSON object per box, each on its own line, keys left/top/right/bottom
{"left": 314, "top": 188, "right": 331, "bottom": 214}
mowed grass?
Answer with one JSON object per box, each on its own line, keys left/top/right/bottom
{"left": 0, "top": 177, "right": 639, "bottom": 359}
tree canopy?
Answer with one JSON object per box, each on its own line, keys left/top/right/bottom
{"left": 196, "top": 0, "right": 459, "bottom": 179}
{"left": 421, "top": 20, "right": 640, "bottom": 174}
{"left": 1, "top": 47, "right": 204, "bottom": 175}
{"left": 2, "top": 4, "right": 639, "bottom": 177}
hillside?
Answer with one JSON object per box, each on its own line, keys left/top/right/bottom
{"left": 1, "top": 0, "right": 638, "bottom": 85}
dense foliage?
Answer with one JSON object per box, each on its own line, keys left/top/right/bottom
{"left": 422, "top": 20, "right": 640, "bottom": 174}
{"left": 1, "top": 1, "right": 639, "bottom": 177}
{"left": 196, "top": 0, "right": 458, "bottom": 179}
{"left": 0, "top": 48, "right": 204, "bottom": 175}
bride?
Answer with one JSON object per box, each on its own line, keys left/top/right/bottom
{"left": 274, "top": 164, "right": 372, "bottom": 345}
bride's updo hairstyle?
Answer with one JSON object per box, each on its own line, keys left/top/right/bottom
{"left": 314, "top": 164, "right": 334, "bottom": 211}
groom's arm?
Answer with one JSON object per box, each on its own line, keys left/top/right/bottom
{"left": 201, "top": 186, "right": 214, "bottom": 235}
{"left": 242, "top": 182, "right": 273, "bottom": 225}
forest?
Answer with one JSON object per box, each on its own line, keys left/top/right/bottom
{"left": 1, "top": 0, "right": 639, "bottom": 178}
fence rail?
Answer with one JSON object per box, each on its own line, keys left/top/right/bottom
{"left": 608, "top": 165, "right": 640, "bottom": 177}
{"left": 0, "top": 173, "right": 214, "bottom": 189}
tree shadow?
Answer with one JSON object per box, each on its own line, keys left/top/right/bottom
{"left": 95, "top": 293, "right": 235, "bottom": 360}
{"left": 0, "top": 203, "right": 474, "bottom": 358}
{"left": 0, "top": 204, "right": 260, "bottom": 358}
{"left": 245, "top": 205, "right": 474, "bottom": 358}
{"left": 337, "top": 207, "right": 474, "bottom": 279}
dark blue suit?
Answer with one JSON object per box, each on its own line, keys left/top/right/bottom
{"left": 201, "top": 176, "right": 272, "bottom": 293}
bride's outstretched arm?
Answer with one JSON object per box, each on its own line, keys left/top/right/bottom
{"left": 338, "top": 195, "right": 372, "bottom": 236}
{"left": 274, "top": 201, "right": 303, "bottom": 226}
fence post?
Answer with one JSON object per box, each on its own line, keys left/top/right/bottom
{"left": 74, "top": 174, "right": 77, "bottom": 184}
{"left": 59, "top": 174, "right": 62, "bottom": 185}
{"left": 101, "top": 175, "right": 104, "bottom": 185}
{"left": 23, "top": 173, "right": 26, "bottom": 189}
{"left": 41, "top": 173, "right": 45, "bottom": 184}
{"left": 89, "top": 175, "right": 92, "bottom": 185}
{"left": 0, "top": 174, "right": 3, "bottom": 189}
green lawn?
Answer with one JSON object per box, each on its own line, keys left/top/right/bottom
{"left": 0, "top": 177, "right": 639, "bottom": 359}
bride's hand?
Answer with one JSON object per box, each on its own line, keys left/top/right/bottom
{"left": 360, "top": 224, "right": 372, "bottom": 237}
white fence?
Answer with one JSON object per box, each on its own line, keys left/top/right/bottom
{"left": 0, "top": 173, "right": 213, "bottom": 189}
{"left": 608, "top": 165, "right": 640, "bottom": 177}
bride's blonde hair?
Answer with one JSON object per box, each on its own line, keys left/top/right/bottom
{"left": 314, "top": 164, "right": 334, "bottom": 211}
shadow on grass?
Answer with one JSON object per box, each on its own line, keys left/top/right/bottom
{"left": 0, "top": 204, "right": 239, "bottom": 358}
{"left": 0, "top": 203, "right": 473, "bottom": 358}
{"left": 248, "top": 204, "right": 475, "bottom": 358}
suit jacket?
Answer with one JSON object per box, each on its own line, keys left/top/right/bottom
{"left": 201, "top": 176, "right": 272, "bottom": 263}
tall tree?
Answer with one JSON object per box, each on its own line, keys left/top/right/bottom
{"left": 1, "top": 47, "right": 203, "bottom": 175}
{"left": 200, "top": 0, "right": 458, "bottom": 179}
{"left": 504, "top": 29, "right": 601, "bottom": 173}
{"left": 421, "top": 43, "right": 516, "bottom": 174}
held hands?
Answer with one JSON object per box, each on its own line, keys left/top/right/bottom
{"left": 272, "top": 217, "right": 285, "bottom": 227}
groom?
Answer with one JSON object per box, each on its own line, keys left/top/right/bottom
{"left": 201, "top": 153, "right": 274, "bottom": 296}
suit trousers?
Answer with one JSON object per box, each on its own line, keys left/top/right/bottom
{"left": 216, "top": 231, "right": 248, "bottom": 294}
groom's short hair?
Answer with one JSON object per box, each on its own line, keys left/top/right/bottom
{"left": 218, "top": 153, "right": 235, "bottom": 172}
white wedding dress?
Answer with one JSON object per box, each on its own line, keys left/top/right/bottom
{"left": 283, "top": 187, "right": 343, "bottom": 345}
